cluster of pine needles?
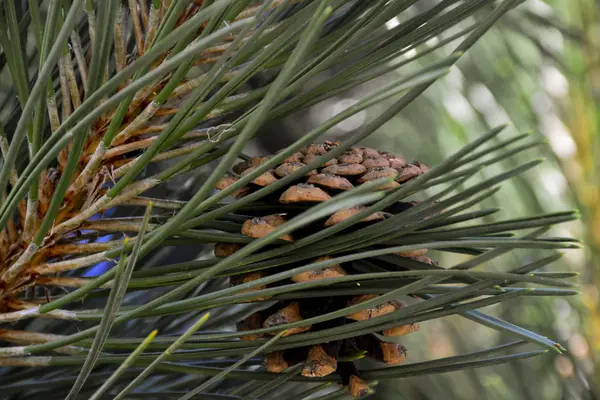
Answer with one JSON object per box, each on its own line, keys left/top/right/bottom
{"left": 0, "top": 0, "right": 581, "bottom": 399}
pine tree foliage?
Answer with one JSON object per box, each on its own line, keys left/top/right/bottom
{"left": 0, "top": 1, "right": 581, "bottom": 399}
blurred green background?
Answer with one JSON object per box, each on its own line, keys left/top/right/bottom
{"left": 254, "top": 1, "right": 600, "bottom": 398}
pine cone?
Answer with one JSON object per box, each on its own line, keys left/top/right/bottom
{"left": 217, "top": 142, "right": 430, "bottom": 392}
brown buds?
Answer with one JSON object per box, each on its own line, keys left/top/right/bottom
{"left": 215, "top": 174, "right": 251, "bottom": 198}
{"left": 263, "top": 302, "right": 311, "bottom": 336}
{"left": 397, "top": 163, "right": 427, "bottom": 182}
{"left": 322, "top": 163, "right": 366, "bottom": 176}
{"left": 324, "top": 208, "right": 385, "bottom": 226}
{"left": 291, "top": 256, "right": 345, "bottom": 283}
{"left": 303, "top": 153, "right": 338, "bottom": 167}
{"left": 357, "top": 167, "right": 399, "bottom": 183}
{"left": 275, "top": 162, "right": 316, "bottom": 178}
{"left": 215, "top": 173, "right": 238, "bottom": 190}
{"left": 282, "top": 152, "right": 304, "bottom": 163}
{"left": 395, "top": 248, "right": 428, "bottom": 258}
{"left": 241, "top": 166, "right": 278, "bottom": 187}
{"left": 345, "top": 295, "right": 398, "bottom": 321}
{"left": 414, "top": 161, "right": 429, "bottom": 172}
{"left": 241, "top": 215, "right": 293, "bottom": 242}
{"left": 303, "top": 143, "right": 335, "bottom": 155}
{"left": 280, "top": 184, "right": 331, "bottom": 204}
{"left": 302, "top": 345, "right": 338, "bottom": 377}
{"left": 308, "top": 173, "right": 354, "bottom": 191}
{"left": 379, "top": 342, "right": 407, "bottom": 365}
{"left": 237, "top": 312, "right": 264, "bottom": 341}
{"left": 232, "top": 161, "right": 251, "bottom": 174}
{"left": 349, "top": 375, "right": 370, "bottom": 398}
{"left": 412, "top": 255, "right": 437, "bottom": 265}
{"left": 351, "top": 335, "right": 407, "bottom": 365}
{"left": 263, "top": 214, "right": 287, "bottom": 226}
{"left": 383, "top": 323, "right": 420, "bottom": 337}
{"left": 362, "top": 157, "right": 389, "bottom": 169}
{"left": 251, "top": 155, "right": 272, "bottom": 166}
{"left": 338, "top": 151, "right": 363, "bottom": 164}
{"left": 323, "top": 140, "right": 341, "bottom": 151}
{"left": 266, "top": 351, "right": 289, "bottom": 373}
{"left": 388, "top": 157, "right": 407, "bottom": 169}
{"left": 360, "top": 147, "right": 380, "bottom": 158}
{"left": 378, "top": 302, "right": 420, "bottom": 337}
{"left": 214, "top": 243, "right": 243, "bottom": 257}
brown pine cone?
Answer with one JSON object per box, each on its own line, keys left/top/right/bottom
{"left": 216, "top": 143, "right": 431, "bottom": 392}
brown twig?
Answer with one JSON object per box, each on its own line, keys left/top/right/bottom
{"left": 53, "top": 178, "right": 161, "bottom": 237}
{"left": 144, "top": 2, "right": 161, "bottom": 52}
{"left": 128, "top": 0, "right": 145, "bottom": 56}
{"left": 82, "top": 218, "right": 156, "bottom": 233}
{"left": 139, "top": 0, "right": 149, "bottom": 30}
{"left": 35, "top": 276, "right": 110, "bottom": 290}
{"left": 0, "top": 329, "right": 85, "bottom": 355}
{"left": 30, "top": 252, "right": 112, "bottom": 275}
{"left": 46, "top": 94, "right": 61, "bottom": 132}
{"left": 126, "top": 197, "right": 186, "bottom": 210}
{"left": 64, "top": 52, "right": 82, "bottom": 109}
{"left": 114, "top": 5, "right": 127, "bottom": 73}
{"left": 43, "top": 241, "right": 119, "bottom": 257}
{"left": 70, "top": 30, "right": 88, "bottom": 93}
{"left": 58, "top": 55, "right": 72, "bottom": 121}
